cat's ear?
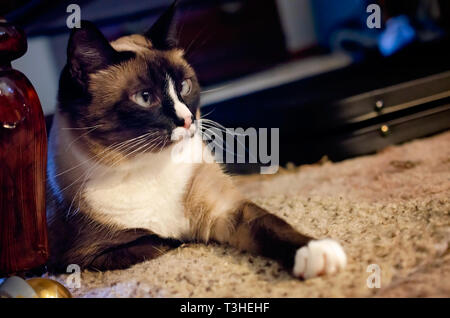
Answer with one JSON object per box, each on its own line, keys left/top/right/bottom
{"left": 67, "top": 20, "right": 119, "bottom": 84}
{"left": 145, "top": 1, "right": 179, "bottom": 50}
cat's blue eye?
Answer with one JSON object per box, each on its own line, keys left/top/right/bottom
{"left": 181, "top": 79, "right": 192, "bottom": 96}
{"left": 131, "top": 90, "right": 154, "bottom": 107}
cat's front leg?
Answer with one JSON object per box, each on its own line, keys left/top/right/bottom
{"left": 184, "top": 163, "right": 346, "bottom": 279}
{"left": 86, "top": 235, "right": 181, "bottom": 271}
{"left": 209, "top": 201, "right": 347, "bottom": 279}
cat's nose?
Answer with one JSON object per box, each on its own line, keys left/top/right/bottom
{"left": 183, "top": 116, "right": 193, "bottom": 129}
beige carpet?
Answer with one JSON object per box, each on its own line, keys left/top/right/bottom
{"left": 49, "top": 131, "right": 450, "bottom": 298}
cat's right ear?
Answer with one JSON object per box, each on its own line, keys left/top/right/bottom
{"left": 67, "top": 21, "right": 119, "bottom": 85}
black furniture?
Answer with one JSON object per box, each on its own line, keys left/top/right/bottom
{"left": 202, "top": 38, "right": 450, "bottom": 173}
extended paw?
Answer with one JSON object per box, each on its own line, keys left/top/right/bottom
{"left": 293, "top": 239, "right": 347, "bottom": 279}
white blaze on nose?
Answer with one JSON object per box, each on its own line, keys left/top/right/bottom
{"left": 167, "top": 76, "right": 192, "bottom": 124}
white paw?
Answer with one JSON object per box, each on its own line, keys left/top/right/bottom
{"left": 293, "top": 239, "right": 347, "bottom": 279}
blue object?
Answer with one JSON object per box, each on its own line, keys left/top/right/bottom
{"left": 311, "top": 0, "right": 368, "bottom": 47}
{"left": 379, "top": 15, "right": 416, "bottom": 56}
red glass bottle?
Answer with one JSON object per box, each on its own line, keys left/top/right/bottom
{"left": 0, "top": 19, "right": 49, "bottom": 276}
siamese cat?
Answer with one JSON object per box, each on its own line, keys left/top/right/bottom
{"left": 46, "top": 2, "right": 346, "bottom": 280}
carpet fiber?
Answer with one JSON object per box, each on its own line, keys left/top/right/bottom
{"left": 50, "top": 131, "right": 450, "bottom": 297}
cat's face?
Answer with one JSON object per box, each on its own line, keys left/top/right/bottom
{"left": 58, "top": 3, "right": 200, "bottom": 161}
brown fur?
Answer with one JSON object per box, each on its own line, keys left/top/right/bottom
{"left": 47, "top": 14, "right": 315, "bottom": 275}
{"left": 183, "top": 159, "right": 312, "bottom": 268}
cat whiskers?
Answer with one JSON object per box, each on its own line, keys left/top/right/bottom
{"left": 63, "top": 132, "right": 159, "bottom": 217}
{"left": 71, "top": 134, "right": 155, "bottom": 188}
{"left": 53, "top": 131, "right": 157, "bottom": 179}
{"left": 198, "top": 107, "right": 216, "bottom": 118}
{"left": 197, "top": 119, "right": 256, "bottom": 162}
{"left": 66, "top": 135, "right": 167, "bottom": 217}
{"left": 64, "top": 125, "right": 103, "bottom": 152}
{"left": 108, "top": 135, "right": 166, "bottom": 168}
{"left": 141, "top": 135, "right": 167, "bottom": 155}
{"left": 197, "top": 119, "right": 247, "bottom": 136}
{"left": 65, "top": 137, "right": 152, "bottom": 217}
{"left": 68, "top": 132, "right": 168, "bottom": 211}
{"left": 61, "top": 124, "right": 104, "bottom": 130}
{"left": 200, "top": 84, "right": 233, "bottom": 95}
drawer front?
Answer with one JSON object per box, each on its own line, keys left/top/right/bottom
{"left": 331, "top": 71, "right": 450, "bottom": 125}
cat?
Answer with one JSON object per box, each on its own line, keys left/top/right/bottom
{"left": 46, "top": 2, "right": 346, "bottom": 280}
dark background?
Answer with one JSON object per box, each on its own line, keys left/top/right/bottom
{"left": 3, "top": 0, "right": 450, "bottom": 172}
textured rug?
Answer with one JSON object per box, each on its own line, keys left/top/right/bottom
{"left": 49, "top": 131, "right": 450, "bottom": 297}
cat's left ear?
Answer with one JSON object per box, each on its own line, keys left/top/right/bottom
{"left": 67, "top": 20, "right": 123, "bottom": 85}
{"left": 145, "top": 1, "right": 179, "bottom": 50}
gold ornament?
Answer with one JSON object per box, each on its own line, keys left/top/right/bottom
{"left": 26, "top": 278, "right": 72, "bottom": 298}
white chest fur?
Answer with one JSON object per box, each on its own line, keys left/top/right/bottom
{"left": 83, "top": 136, "right": 204, "bottom": 240}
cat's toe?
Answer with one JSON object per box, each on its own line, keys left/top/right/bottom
{"left": 293, "top": 239, "right": 347, "bottom": 279}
